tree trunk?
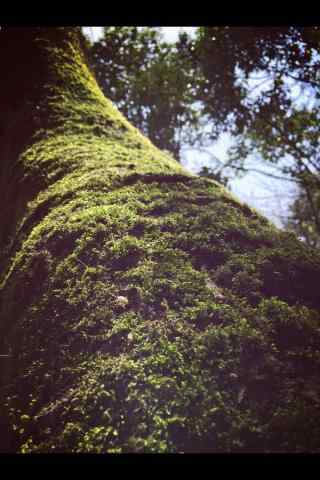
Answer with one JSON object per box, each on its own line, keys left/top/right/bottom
{"left": 1, "top": 27, "right": 320, "bottom": 453}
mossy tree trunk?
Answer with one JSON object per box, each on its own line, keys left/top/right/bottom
{"left": 1, "top": 27, "right": 320, "bottom": 453}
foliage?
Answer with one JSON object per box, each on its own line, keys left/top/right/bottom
{"left": 195, "top": 27, "right": 320, "bottom": 244}
{"left": 89, "top": 27, "right": 320, "bottom": 244}
{"left": 89, "top": 27, "right": 204, "bottom": 160}
{"left": 285, "top": 179, "right": 320, "bottom": 249}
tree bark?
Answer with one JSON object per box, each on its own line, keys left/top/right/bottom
{"left": 1, "top": 27, "right": 320, "bottom": 453}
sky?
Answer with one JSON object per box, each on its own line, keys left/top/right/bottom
{"left": 82, "top": 27, "right": 294, "bottom": 227}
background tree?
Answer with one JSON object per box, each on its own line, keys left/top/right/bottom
{"left": 89, "top": 26, "right": 320, "bottom": 246}
{"left": 285, "top": 177, "right": 320, "bottom": 249}
{"left": 197, "top": 27, "right": 320, "bottom": 245}
{"left": 1, "top": 27, "right": 320, "bottom": 453}
{"left": 90, "top": 27, "right": 206, "bottom": 159}
{"left": 181, "top": 26, "right": 320, "bottom": 246}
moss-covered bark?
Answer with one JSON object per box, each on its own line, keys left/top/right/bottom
{"left": 1, "top": 27, "right": 320, "bottom": 453}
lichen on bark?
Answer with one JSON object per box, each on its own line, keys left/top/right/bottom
{"left": 0, "top": 27, "right": 320, "bottom": 453}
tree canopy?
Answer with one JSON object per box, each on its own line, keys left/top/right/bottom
{"left": 89, "top": 27, "right": 204, "bottom": 160}
{"left": 89, "top": 26, "right": 320, "bottom": 245}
